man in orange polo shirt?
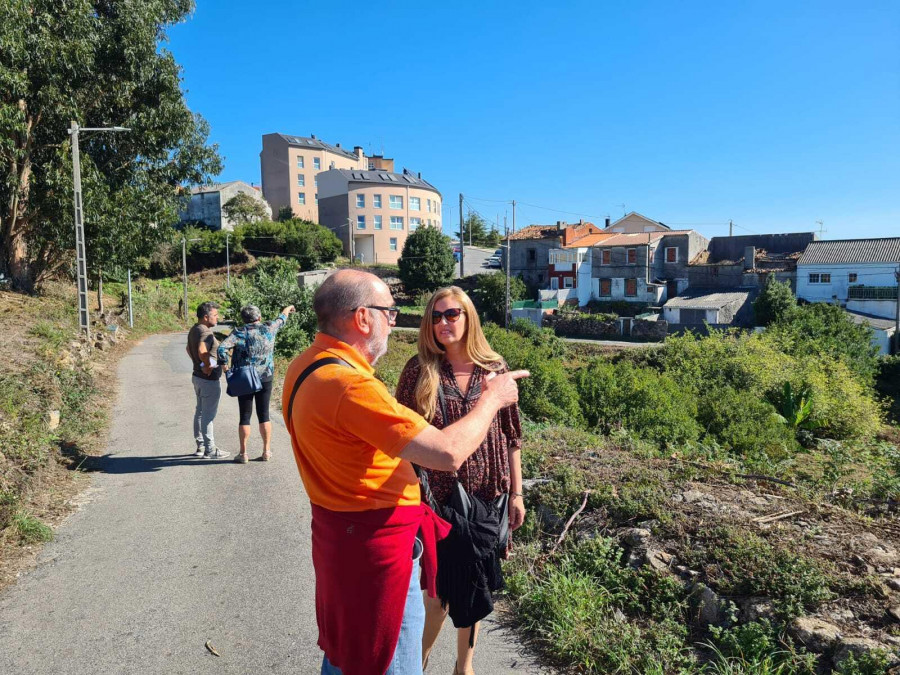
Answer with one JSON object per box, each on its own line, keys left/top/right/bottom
{"left": 282, "top": 269, "right": 527, "bottom": 675}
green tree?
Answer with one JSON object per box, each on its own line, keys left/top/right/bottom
{"left": 222, "top": 192, "right": 268, "bottom": 226}
{"left": 398, "top": 226, "right": 454, "bottom": 294}
{"left": 473, "top": 272, "right": 526, "bottom": 324}
{"left": 275, "top": 205, "right": 295, "bottom": 222}
{"left": 461, "top": 212, "right": 491, "bottom": 247}
{"left": 0, "top": 1, "right": 221, "bottom": 290}
{"left": 753, "top": 276, "right": 797, "bottom": 326}
{"left": 237, "top": 219, "right": 341, "bottom": 271}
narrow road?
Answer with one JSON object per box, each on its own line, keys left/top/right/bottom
{"left": 0, "top": 333, "right": 543, "bottom": 674}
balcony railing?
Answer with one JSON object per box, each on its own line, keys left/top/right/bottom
{"left": 848, "top": 285, "right": 898, "bottom": 300}
{"left": 549, "top": 249, "right": 586, "bottom": 265}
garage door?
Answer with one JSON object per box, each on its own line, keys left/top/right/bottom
{"left": 680, "top": 309, "right": 706, "bottom": 325}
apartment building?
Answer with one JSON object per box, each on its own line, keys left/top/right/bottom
{"left": 317, "top": 168, "right": 442, "bottom": 264}
{"left": 259, "top": 133, "right": 394, "bottom": 222}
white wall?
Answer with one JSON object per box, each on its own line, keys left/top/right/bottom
{"left": 796, "top": 262, "right": 898, "bottom": 303}
{"left": 846, "top": 299, "right": 897, "bottom": 320}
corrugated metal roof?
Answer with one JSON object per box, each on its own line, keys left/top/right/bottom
{"left": 664, "top": 289, "right": 754, "bottom": 310}
{"left": 844, "top": 310, "right": 897, "bottom": 331}
{"left": 798, "top": 238, "right": 900, "bottom": 265}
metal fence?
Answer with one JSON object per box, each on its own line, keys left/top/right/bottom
{"left": 848, "top": 285, "right": 898, "bottom": 300}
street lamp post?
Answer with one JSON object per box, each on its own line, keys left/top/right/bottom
{"left": 225, "top": 233, "right": 231, "bottom": 289}
{"left": 68, "top": 121, "right": 130, "bottom": 339}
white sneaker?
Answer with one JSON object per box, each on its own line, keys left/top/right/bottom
{"left": 205, "top": 448, "right": 231, "bottom": 459}
{"left": 194, "top": 447, "right": 205, "bottom": 457}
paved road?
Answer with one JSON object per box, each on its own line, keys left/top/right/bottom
{"left": 0, "top": 333, "right": 543, "bottom": 674}
{"left": 455, "top": 246, "right": 501, "bottom": 278}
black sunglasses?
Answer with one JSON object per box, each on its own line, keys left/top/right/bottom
{"left": 355, "top": 305, "right": 399, "bottom": 321}
{"left": 431, "top": 308, "right": 465, "bottom": 324}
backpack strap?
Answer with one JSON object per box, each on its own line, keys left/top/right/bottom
{"left": 286, "top": 357, "right": 352, "bottom": 434}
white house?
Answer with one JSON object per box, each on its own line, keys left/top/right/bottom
{"left": 796, "top": 238, "right": 900, "bottom": 320}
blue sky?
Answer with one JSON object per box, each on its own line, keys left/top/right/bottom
{"left": 167, "top": 1, "right": 899, "bottom": 241}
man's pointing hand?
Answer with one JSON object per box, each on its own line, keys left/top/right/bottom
{"left": 482, "top": 369, "right": 530, "bottom": 409}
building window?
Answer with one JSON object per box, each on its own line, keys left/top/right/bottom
{"left": 297, "top": 175, "right": 305, "bottom": 187}
{"left": 527, "top": 248, "right": 536, "bottom": 262}
{"left": 665, "top": 247, "right": 678, "bottom": 263}
{"left": 329, "top": 161, "right": 335, "bottom": 169}
{"left": 389, "top": 237, "right": 398, "bottom": 252}
{"left": 356, "top": 194, "right": 365, "bottom": 208}
{"left": 313, "top": 157, "right": 321, "bottom": 170}
{"left": 600, "top": 279, "right": 612, "bottom": 296}
{"left": 627, "top": 248, "right": 637, "bottom": 265}
{"left": 389, "top": 195, "right": 403, "bottom": 209}
{"left": 314, "top": 176, "right": 318, "bottom": 187}
{"left": 315, "top": 193, "right": 318, "bottom": 204}
{"left": 821, "top": 273, "right": 831, "bottom": 283}
{"left": 297, "top": 156, "right": 304, "bottom": 168}
{"left": 625, "top": 278, "right": 637, "bottom": 297}
{"left": 410, "top": 217, "right": 421, "bottom": 231}
{"left": 298, "top": 193, "right": 306, "bottom": 205}
{"left": 374, "top": 194, "right": 382, "bottom": 208}
{"left": 374, "top": 215, "right": 383, "bottom": 230}
{"left": 368, "top": 162, "right": 375, "bottom": 170}
{"left": 849, "top": 273, "right": 858, "bottom": 283}
{"left": 427, "top": 199, "right": 432, "bottom": 213}
{"left": 390, "top": 216, "right": 404, "bottom": 230}
{"left": 601, "top": 249, "right": 611, "bottom": 265}
{"left": 410, "top": 197, "right": 420, "bottom": 211}
{"left": 808, "top": 273, "right": 831, "bottom": 284}
{"left": 357, "top": 215, "right": 366, "bottom": 229}
{"left": 563, "top": 277, "right": 574, "bottom": 289}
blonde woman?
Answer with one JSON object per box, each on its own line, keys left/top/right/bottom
{"left": 395, "top": 286, "right": 524, "bottom": 675}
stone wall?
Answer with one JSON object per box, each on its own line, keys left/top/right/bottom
{"left": 544, "top": 314, "right": 668, "bottom": 341}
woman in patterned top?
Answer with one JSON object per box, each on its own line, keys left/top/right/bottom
{"left": 217, "top": 304, "right": 295, "bottom": 463}
{"left": 395, "top": 286, "right": 524, "bottom": 675}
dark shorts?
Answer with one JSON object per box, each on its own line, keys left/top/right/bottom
{"left": 238, "top": 378, "right": 273, "bottom": 425}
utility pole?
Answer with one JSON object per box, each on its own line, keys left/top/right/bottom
{"left": 345, "top": 218, "right": 355, "bottom": 263}
{"left": 127, "top": 268, "right": 133, "bottom": 328}
{"left": 459, "top": 193, "right": 465, "bottom": 277}
{"left": 506, "top": 200, "right": 516, "bottom": 327}
{"left": 895, "top": 265, "right": 900, "bottom": 354}
{"left": 729, "top": 219, "right": 733, "bottom": 237}
{"left": 225, "top": 233, "right": 231, "bottom": 289}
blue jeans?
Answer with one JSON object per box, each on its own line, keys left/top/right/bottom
{"left": 321, "top": 556, "right": 425, "bottom": 675}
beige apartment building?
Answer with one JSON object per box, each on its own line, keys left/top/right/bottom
{"left": 259, "top": 133, "right": 395, "bottom": 222}
{"left": 317, "top": 169, "right": 442, "bottom": 264}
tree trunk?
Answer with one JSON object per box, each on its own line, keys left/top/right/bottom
{"left": 0, "top": 105, "right": 37, "bottom": 291}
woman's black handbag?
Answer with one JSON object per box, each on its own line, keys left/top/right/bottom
{"left": 225, "top": 365, "right": 262, "bottom": 397}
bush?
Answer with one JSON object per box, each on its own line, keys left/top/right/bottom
{"left": 397, "top": 226, "right": 455, "bottom": 294}
{"left": 473, "top": 272, "right": 526, "bottom": 325}
{"left": 224, "top": 257, "right": 317, "bottom": 358}
{"left": 753, "top": 276, "right": 797, "bottom": 326}
{"left": 237, "top": 219, "right": 342, "bottom": 271}
{"left": 575, "top": 358, "right": 701, "bottom": 446}
{"left": 696, "top": 387, "right": 795, "bottom": 462}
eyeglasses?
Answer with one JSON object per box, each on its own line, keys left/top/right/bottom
{"left": 356, "top": 305, "right": 399, "bottom": 322}
{"left": 431, "top": 308, "right": 465, "bottom": 325}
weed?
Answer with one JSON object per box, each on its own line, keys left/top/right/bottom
{"left": 13, "top": 512, "right": 53, "bottom": 544}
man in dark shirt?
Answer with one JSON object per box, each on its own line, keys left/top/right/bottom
{"left": 186, "top": 301, "right": 229, "bottom": 459}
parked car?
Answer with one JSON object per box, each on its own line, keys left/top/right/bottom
{"left": 485, "top": 255, "right": 501, "bottom": 268}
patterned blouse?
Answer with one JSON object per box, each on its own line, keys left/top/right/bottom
{"left": 216, "top": 314, "right": 286, "bottom": 382}
{"left": 395, "top": 356, "right": 523, "bottom": 505}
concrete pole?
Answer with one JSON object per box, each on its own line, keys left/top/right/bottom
{"left": 225, "top": 233, "right": 231, "bottom": 289}
{"left": 182, "top": 237, "right": 188, "bottom": 322}
{"left": 127, "top": 268, "right": 133, "bottom": 328}
{"left": 506, "top": 200, "right": 515, "bottom": 327}
{"left": 70, "top": 121, "right": 90, "bottom": 340}
{"left": 895, "top": 265, "right": 900, "bottom": 354}
{"left": 459, "top": 193, "right": 465, "bottom": 278}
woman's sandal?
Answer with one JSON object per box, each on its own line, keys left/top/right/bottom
{"left": 259, "top": 452, "right": 271, "bottom": 462}
{"left": 235, "top": 453, "right": 249, "bottom": 464}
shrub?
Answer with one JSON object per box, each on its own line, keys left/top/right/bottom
{"left": 224, "top": 257, "right": 317, "bottom": 358}
{"left": 473, "top": 272, "right": 526, "bottom": 325}
{"left": 575, "top": 358, "right": 701, "bottom": 446}
{"left": 237, "top": 219, "right": 342, "bottom": 270}
{"left": 753, "top": 276, "right": 797, "bottom": 326}
{"left": 696, "top": 387, "right": 795, "bottom": 462}
{"left": 397, "top": 226, "right": 454, "bottom": 294}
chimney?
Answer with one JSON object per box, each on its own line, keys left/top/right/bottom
{"left": 417, "top": 172, "right": 421, "bottom": 179}
{"left": 311, "top": 134, "right": 316, "bottom": 139}
{"left": 335, "top": 142, "right": 341, "bottom": 148}
{"left": 605, "top": 217, "right": 611, "bottom": 228}
{"left": 743, "top": 246, "right": 756, "bottom": 271}
{"left": 556, "top": 220, "right": 564, "bottom": 232}
{"left": 579, "top": 219, "right": 584, "bottom": 226}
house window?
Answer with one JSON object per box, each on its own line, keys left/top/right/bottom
{"left": 374, "top": 194, "right": 382, "bottom": 208}
{"left": 410, "top": 197, "right": 421, "bottom": 211}
{"left": 808, "top": 273, "right": 831, "bottom": 284}
{"left": 297, "top": 175, "right": 305, "bottom": 187}
{"left": 297, "top": 156, "right": 304, "bottom": 168}
{"left": 389, "top": 237, "right": 398, "bottom": 252}
{"left": 368, "top": 162, "right": 375, "bottom": 170}
{"left": 427, "top": 199, "right": 432, "bottom": 213}
{"left": 627, "top": 248, "right": 637, "bottom": 265}
{"left": 297, "top": 193, "right": 306, "bottom": 205}
{"left": 357, "top": 215, "right": 366, "bottom": 229}
{"left": 313, "top": 157, "right": 321, "bottom": 170}
{"left": 356, "top": 194, "right": 365, "bottom": 208}
{"left": 527, "top": 248, "right": 536, "bottom": 262}
{"left": 601, "top": 249, "right": 611, "bottom": 265}
{"left": 374, "top": 215, "right": 383, "bottom": 230}
{"left": 625, "top": 278, "right": 637, "bottom": 297}
{"left": 821, "top": 273, "right": 831, "bottom": 283}
{"left": 665, "top": 247, "right": 678, "bottom": 263}
{"left": 563, "top": 277, "right": 574, "bottom": 289}
{"left": 410, "top": 217, "right": 421, "bottom": 231}
{"left": 390, "top": 216, "right": 404, "bottom": 230}
{"left": 389, "top": 195, "right": 403, "bottom": 209}
{"left": 849, "top": 273, "right": 858, "bottom": 283}
{"left": 600, "top": 279, "right": 612, "bottom": 296}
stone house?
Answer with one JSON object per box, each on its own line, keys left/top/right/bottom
{"left": 688, "top": 233, "right": 816, "bottom": 291}
{"left": 507, "top": 221, "right": 603, "bottom": 289}
{"left": 179, "top": 180, "right": 271, "bottom": 231}
{"left": 662, "top": 289, "right": 757, "bottom": 327}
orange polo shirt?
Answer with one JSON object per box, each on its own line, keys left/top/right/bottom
{"left": 282, "top": 333, "right": 428, "bottom": 512}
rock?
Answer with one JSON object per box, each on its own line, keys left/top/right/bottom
{"left": 791, "top": 617, "right": 842, "bottom": 653}
{"left": 94, "top": 340, "right": 106, "bottom": 351}
{"left": 636, "top": 519, "right": 660, "bottom": 531}
{"left": 646, "top": 549, "right": 674, "bottom": 573}
{"left": 613, "top": 609, "right": 626, "bottom": 623}
{"left": 670, "top": 493, "right": 684, "bottom": 504}
{"left": 828, "top": 608, "right": 855, "bottom": 623}
{"left": 536, "top": 504, "right": 565, "bottom": 533}
{"left": 625, "top": 549, "right": 645, "bottom": 569}
{"left": 682, "top": 490, "right": 706, "bottom": 504}
{"left": 889, "top": 606, "right": 900, "bottom": 623}
{"left": 866, "top": 545, "right": 900, "bottom": 567}
{"left": 623, "top": 528, "right": 651, "bottom": 548}
{"left": 675, "top": 565, "right": 699, "bottom": 579}
{"left": 47, "top": 410, "right": 60, "bottom": 431}
{"left": 740, "top": 597, "right": 775, "bottom": 623}
{"left": 887, "top": 578, "right": 900, "bottom": 592}
{"left": 521, "top": 478, "right": 551, "bottom": 492}
{"left": 692, "top": 583, "right": 730, "bottom": 627}
{"left": 833, "top": 637, "right": 892, "bottom": 668}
